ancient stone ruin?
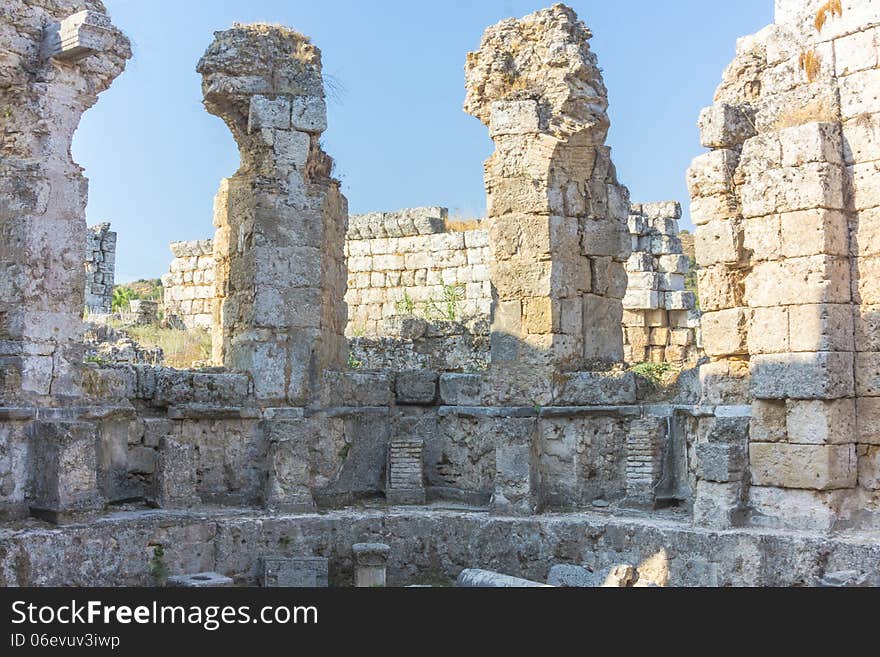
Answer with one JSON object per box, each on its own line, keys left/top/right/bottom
{"left": 1, "top": 1, "right": 879, "bottom": 588}
{"left": 84, "top": 222, "right": 116, "bottom": 315}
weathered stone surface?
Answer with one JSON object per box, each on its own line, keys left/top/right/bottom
{"left": 786, "top": 399, "right": 856, "bottom": 445}
{"left": 750, "top": 352, "right": 854, "bottom": 400}
{"left": 554, "top": 371, "right": 636, "bottom": 406}
{"left": 750, "top": 443, "right": 857, "bottom": 490}
{"left": 29, "top": 422, "right": 100, "bottom": 519}
{"left": 439, "top": 374, "right": 483, "bottom": 406}
{"left": 261, "top": 557, "right": 328, "bottom": 587}
{"left": 696, "top": 443, "right": 746, "bottom": 483}
{"left": 167, "top": 572, "right": 233, "bottom": 588}
{"left": 395, "top": 370, "right": 438, "bottom": 406}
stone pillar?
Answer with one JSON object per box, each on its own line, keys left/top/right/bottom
{"left": 198, "top": 24, "right": 348, "bottom": 405}
{"left": 0, "top": 3, "right": 130, "bottom": 403}
{"left": 352, "top": 543, "right": 390, "bottom": 587}
{"left": 688, "top": 0, "right": 880, "bottom": 530}
{"left": 623, "top": 202, "right": 699, "bottom": 366}
{"left": 85, "top": 223, "right": 116, "bottom": 315}
{"left": 464, "top": 5, "right": 630, "bottom": 405}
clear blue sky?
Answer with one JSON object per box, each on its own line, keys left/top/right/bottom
{"left": 74, "top": 0, "right": 773, "bottom": 283}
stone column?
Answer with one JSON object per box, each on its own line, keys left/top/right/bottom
{"left": 198, "top": 24, "right": 348, "bottom": 405}
{"left": 352, "top": 543, "right": 390, "bottom": 587}
{"left": 0, "top": 3, "right": 130, "bottom": 403}
{"left": 464, "top": 5, "right": 631, "bottom": 405}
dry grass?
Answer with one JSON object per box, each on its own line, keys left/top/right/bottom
{"left": 814, "top": 0, "right": 843, "bottom": 33}
{"left": 799, "top": 49, "right": 822, "bottom": 83}
{"left": 124, "top": 325, "right": 213, "bottom": 370}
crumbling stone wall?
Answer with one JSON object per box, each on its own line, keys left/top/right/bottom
{"left": 688, "top": 0, "right": 880, "bottom": 530}
{"left": 0, "top": 1, "right": 130, "bottom": 402}
{"left": 161, "top": 239, "right": 215, "bottom": 329}
{"left": 623, "top": 202, "right": 700, "bottom": 366}
{"left": 345, "top": 208, "right": 491, "bottom": 336}
{"left": 84, "top": 222, "right": 116, "bottom": 315}
{"left": 199, "top": 23, "right": 348, "bottom": 404}
{"left": 464, "top": 4, "right": 631, "bottom": 404}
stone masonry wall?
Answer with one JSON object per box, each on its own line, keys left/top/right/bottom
{"left": 84, "top": 222, "right": 116, "bottom": 315}
{"left": 623, "top": 202, "right": 700, "bottom": 365}
{"left": 161, "top": 239, "right": 215, "bottom": 329}
{"left": 0, "top": 1, "right": 130, "bottom": 403}
{"left": 464, "top": 5, "right": 631, "bottom": 407}
{"left": 345, "top": 208, "right": 491, "bottom": 336}
{"left": 687, "top": 0, "right": 880, "bottom": 531}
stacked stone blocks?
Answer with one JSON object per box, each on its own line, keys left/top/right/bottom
{"left": 161, "top": 240, "right": 215, "bottom": 329}
{"left": 84, "top": 223, "right": 116, "bottom": 315}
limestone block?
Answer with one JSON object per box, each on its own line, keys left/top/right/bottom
{"left": 855, "top": 352, "right": 880, "bottom": 397}
{"left": 554, "top": 371, "right": 637, "bottom": 406}
{"left": 751, "top": 352, "right": 854, "bottom": 400}
{"left": 690, "top": 193, "right": 740, "bottom": 226}
{"left": 700, "top": 359, "right": 750, "bottom": 406}
{"left": 696, "top": 443, "right": 746, "bottom": 483}
{"left": 323, "top": 371, "right": 395, "bottom": 407}
{"left": 702, "top": 308, "right": 750, "bottom": 357}
{"left": 151, "top": 438, "right": 199, "bottom": 509}
{"left": 649, "top": 328, "right": 670, "bottom": 347}
{"left": 858, "top": 446, "right": 880, "bottom": 490}
{"left": 491, "top": 418, "right": 538, "bottom": 517}
{"left": 786, "top": 399, "right": 856, "bottom": 446}
{"left": 698, "top": 103, "right": 756, "bottom": 149}
{"left": 582, "top": 295, "right": 624, "bottom": 363}
{"left": 291, "top": 96, "right": 327, "bottom": 134}
{"left": 854, "top": 256, "right": 880, "bottom": 305}
{"left": 847, "top": 162, "right": 880, "bottom": 212}
{"left": 857, "top": 398, "right": 880, "bottom": 445}
{"left": 622, "top": 288, "right": 659, "bottom": 311}
{"left": 740, "top": 163, "right": 845, "bottom": 218}
{"left": 778, "top": 122, "right": 843, "bottom": 168}
{"left": 839, "top": 68, "right": 880, "bottom": 119}
{"left": 489, "top": 100, "right": 540, "bottom": 136}
{"left": 843, "top": 112, "right": 880, "bottom": 166}
{"left": 780, "top": 209, "right": 849, "bottom": 258}
{"left": 855, "top": 306, "right": 880, "bottom": 352}
{"left": 693, "top": 480, "right": 742, "bottom": 529}
{"left": 747, "top": 486, "right": 846, "bottom": 532}
{"left": 686, "top": 150, "right": 740, "bottom": 199}
{"left": 835, "top": 26, "right": 880, "bottom": 76}
{"left": 645, "top": 309, "right": 668, "bottom": 328}
{"left": 696, "top": 218, "right": 745, "bottom": 266}
{"left": 261, "top": 558, "right": 329, "bottom": 587}
{"left": 395, "top": 370, "right": 438, "bottom": 406}
{"left": 697, "top": 266, "right": 743, "bottom": 312}
{"left": 439, "top": 374, "right": 483, "bottom": 406}
{"left": 745, "top": 306, "right": 788, "bottom": 355}
{"left": 665, "top": 291, "right": 695, "bottom": 311}
{"left": 248, "top": 95, "right": 291, "bottom": 132}
{"left": 751, "top": 400, "right": 787, "bottom": 443}
{"left": 523, "top": 297, "right": 560, "bottom": 334}
{"left": 742, "top": 215, "right": 781, "bottom": 262}
{"left": 659, "top": 273, "right": 685, "bottom": 292}
{"left": 658, "top": 254, "right": 690, "bottom": 275}
{"left": 788, "top": 304, "right": 854, "bottom": 352}
{"left": 30, "top": 422, "right": 100, "bottom": 519}
{"left": 749, "top": 443, "right": 857, "bottom": 490}
{"left": 41, "top": 10, "right": 118, "bottom": 62}
{"left": 273, "top": 130, "right": 310, "bottom": 167}
{"left": 744, "top": 256, "right": 850, "bottom": 307}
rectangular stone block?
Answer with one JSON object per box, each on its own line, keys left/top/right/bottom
{"left": 858, "top": 446, "right": 880, "bottom": 491}
{"left": 855, "top": 306, "right": 880, "bottom": 352}
{"left": 778, "top": 122, "right": 843, "bottom": 168}
{"left": 857, "top": 397, "right": 880, "bottom": 445}
{"left": 747, "top": 486, "right": 846, "bottom": 532}
{"left": 854, "top": 256, "right": 880, "bottom": 305}
{"left": 787, "top": 304, "right": 854, "bottom": 352}
{"left": 395, "top": 370, "right": 438, "bottom": 406}
{"left": 742, "top": 215, "right": 781, "bottom": 262}
{"left": 554, "top": 371, "right": 637, "bottom": 406}
{"left": 686, "top": 149, "right": 740, "bottom": 198}
{"left": 702, "top": 308, "right": 750, "bottom": 357}
{"left": 750, "top": 352, "right": 855, "bottom": 400}
{"left": 751, "top": 400, "right": 787, "bottom": 443}
{"left": 261, "top": 557, "right": 329, "bottom": 587}
{"left": 700, "top": 359, "right": 750, "bottom": 405}
{"left": 856, "top": 352, "right": 880, "bottom": 397}
{"left": 29, "top": 422, "right": 100, "bottom": 519}
{"left": 849, "top": 162, "right": 880, "bottom": 211}
{"left": 698, "top": 103, "right": 756, "bottom": 149}
{"left": 249, "top": 95, "right": 291, "bottom": 131}
{"left": 696, "top": 266, "right": 743, "bottom": 312}
{"left": 582, "top": 295, "right": 624, "bottom": 362}
{"left": 749, "top": 443, "right": 857, "bottom": 490}
{"left": 747, "top": 306, "right": 789, "bottom": 354}
{"left": 695, "top": 218, "right": 744, "bottom": 266}
{"left": 690, "top": 193, "right": 740, "bottom": 226}
{"left": 696, "top": 442, "right": 746, "bottom": 483}
{"left": 151, "top": 438, "right": 199, "bottom": 509}
{"left": 780, "top": 209, "right": 849, "bottom": 258}
{"left": 740, "top": 163, "right": 845, "bottom": 218}
{"left": 744, "top": 256, "right": 851, "bottom": 307}
{"left": 439, "top": 374, "right": 483, "bottom": 406}
{"left": 786, "top": 399, "right": 856, "bottom": 446}
{"left": 843, "top": 111, "right": 880, "bottom": 167}
{"left": 693, "top": 480, "right": 742, "bottom": 530}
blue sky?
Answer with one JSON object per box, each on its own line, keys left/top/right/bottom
{"left": 75, "top": 0, "right": 773, "bottom": 283}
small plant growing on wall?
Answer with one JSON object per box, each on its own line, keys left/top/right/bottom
{"left": 395, "top": 291, "right": 416, "bottom": 316}
{"left": 149, "top": 545, "right": 169, "bottom": 585}
{"left": 425, "top": 284, "right": 465, "bottom": 322}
